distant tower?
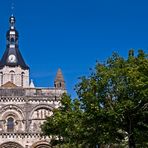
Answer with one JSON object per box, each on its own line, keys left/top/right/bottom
{"left": 0, "top": 15, "right": 29, "bottom": 87}
{"left": 54, "top": 68, "right": 65, "bottom": 89}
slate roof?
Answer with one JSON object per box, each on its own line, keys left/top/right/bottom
{"left": 0, "top": 15, "right": 29, "bottom": 70}
{"left": 0, "top": 46, "right": 29, "bottom": 70}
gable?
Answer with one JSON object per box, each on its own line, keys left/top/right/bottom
{"left": 1, "top": 81, "right": 17, "bottom": 88}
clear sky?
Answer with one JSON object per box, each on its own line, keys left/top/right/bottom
{"left": 0, "top": 0, "right": 148, "bottom": 98}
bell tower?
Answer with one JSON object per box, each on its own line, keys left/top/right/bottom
{"left": 7, "top": 15, "right": 18, "bottom": 54}
{"left": 0, "top": 15, "right": 30, "bottom": 87}
{"left": 54, "top": 68, "right": 65, "bottom": 89}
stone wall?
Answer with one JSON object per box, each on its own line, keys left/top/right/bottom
{"left": 0, "top": 66, "right": 29, "bottom": 87}
{"left": 0, "top": 133, "right": 50, "bottom": 148}
{"left": 0, "top": 87, "right": 66, "bottom": 148}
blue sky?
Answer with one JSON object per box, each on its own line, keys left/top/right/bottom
{"left": 0, "top": 0, "right": 148, "bottom": 97}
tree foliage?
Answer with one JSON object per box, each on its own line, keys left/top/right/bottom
{"left": 41, "top": 93, "right": 84, "bottom": 147}
{"left": 41, "top": 50, "right": 148, "bottom": 148}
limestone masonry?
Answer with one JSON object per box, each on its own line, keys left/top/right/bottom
{"left": 0, "top": 15, "right": 66, "bottom": 148}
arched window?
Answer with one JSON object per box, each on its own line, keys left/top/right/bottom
{"left": 7, "top": 117, "right": 14, "bottom": 132}
{"left": 10, "top": 71, "right": 15, "bottom": 83}
{"left": 21, "top": 72, "right": 24, "bottom": 87}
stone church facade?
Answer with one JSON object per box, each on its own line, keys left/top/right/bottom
{"left": 0, "top": 15, "right": 66, "bottom": 148}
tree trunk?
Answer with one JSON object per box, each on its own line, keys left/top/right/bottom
{"left": 76, "top": 141, "right": 79, "bottom": 148}
{"left": 129, "top": 134, "right": 136, "bottom": 148}
{"left": 128, "top": 117, "right": 136, "bottom": 148}
{"left": 58, "top": 135, "right": 61, "bottom": 148}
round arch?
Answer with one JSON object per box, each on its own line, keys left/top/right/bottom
{"left": 31, "top": 141, "right": 50, "bottom": 148}
{"left": 34, "top": 144, "right": 50, "bottom": 148}
{"left": 0, "top": 141, "right": 24, "bottom": 148}
{"left": 0, "top": 105, "right": 25, "bottom": 132}
{"left": 0, "top": 104, "right": 25, "bottom": 120}
{"left": 29, "top": 104, "right": 54, "bottom": 119}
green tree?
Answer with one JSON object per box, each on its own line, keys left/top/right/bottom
{"left": 76, "top": 49, "right": 148, "bottom": 147}
{"left": 42, "top": 50, "right": 148, "bottom": 148}
{"left": 41, "top": 93, "right": 84, "bottom": 147}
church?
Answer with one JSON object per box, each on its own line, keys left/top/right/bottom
{"left": 0, "top": 15, "right": 66, "bottom": 148}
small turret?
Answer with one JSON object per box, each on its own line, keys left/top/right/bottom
{"left": 7, "top": 15, "right": 19, "bottom": 49}
{"left": 30, "top": 79, "right": 35, "bottom": 88}
{"left": 54, "top": 68, "right": 65, "bottom": 89}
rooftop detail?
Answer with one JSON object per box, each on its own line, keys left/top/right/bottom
{"left": 0, "top": 15, "right": 29, "bottom": 70}
{"left": 54, "top": 68, "right": 65, "bottom": 89}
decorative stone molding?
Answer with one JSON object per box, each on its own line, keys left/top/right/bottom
{"left": 0, "top": 104, "right": 25, "bottom": 120}
{"left": 31, "top": 140, "right": 50, "bottom": 148}
{"left": 29, "top": 104, "right": 54, "bottom": 120}
{"left": 0, "top": 141, "right": 24, "bottom": 148}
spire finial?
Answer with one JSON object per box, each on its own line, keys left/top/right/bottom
{"left": 9, "top": 15, "right": 15, "bottom": 29}
{"left": 10, "top": 0, "right": 16, "bottom": 29}
{"left": 11, "top": 1, "right": 15, "bottom": 16}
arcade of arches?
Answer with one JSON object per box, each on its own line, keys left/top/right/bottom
{"left": 0, "top": 142, "right": 50, "bottom": 148}
{"left": 0, "top": 142, "right": 23, "bottom": 148}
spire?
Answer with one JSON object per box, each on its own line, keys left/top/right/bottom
{"left": 30, "top": 79, "right": 35, "bottom": 88}
{"left": 0, "top": 15, "right": 29, "bottom": 70}
{"left": 54, "top": 68, "right": 65, "bottom": 89}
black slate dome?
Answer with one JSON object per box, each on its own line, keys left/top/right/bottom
{"left": 0, "top": 15, "right": 29, "bottom": 70}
